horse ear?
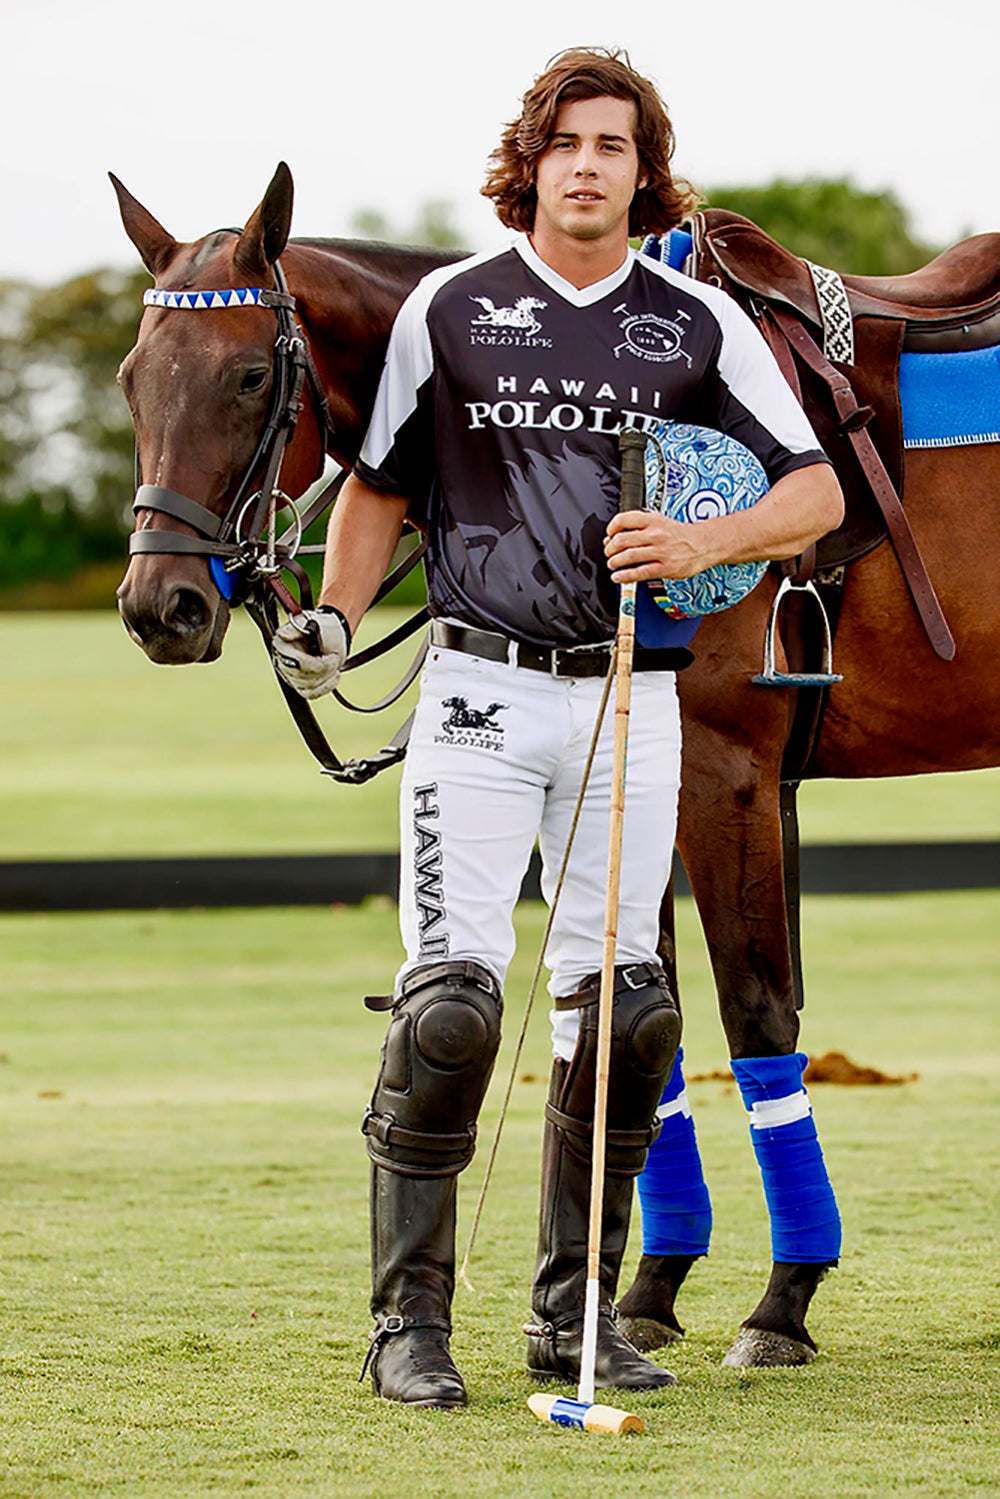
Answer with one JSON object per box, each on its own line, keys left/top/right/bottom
{"left": 108, "top": 173, "right": 178, "bottom": 278}
{"left": 234, "top": 162, "right": 294, "bottom": 277}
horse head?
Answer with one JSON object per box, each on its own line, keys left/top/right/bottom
{"left": 111, "top": 163, "right": 327, "bottom": 664}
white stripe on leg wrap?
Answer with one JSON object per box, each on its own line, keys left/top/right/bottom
{"left": 748, "top": 1091, "right": 812, "bottom": 1129}
{"left": 656, "top": 1089, "right": 692, "bottom": 1122}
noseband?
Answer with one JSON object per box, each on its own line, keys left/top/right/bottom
{"left": 130, "top": 259, "right": 334, "bottom": 605}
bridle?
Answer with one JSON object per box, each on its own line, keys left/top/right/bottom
{"left": 131, "top": 260, "right": 333, "bottom": 604}
{"left": 129, "top": 254, "right": 427, "bottom": 783}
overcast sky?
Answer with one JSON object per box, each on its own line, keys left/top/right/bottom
{"left": 4, "top": 0, "right": 994, "bottom": 285}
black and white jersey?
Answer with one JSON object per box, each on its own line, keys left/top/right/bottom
{"left": 356, "top": 235, "right": 828, "bottom": 647}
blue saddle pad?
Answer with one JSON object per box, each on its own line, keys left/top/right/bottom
{"left": 900, "top": 346, "right": 1000, "bottom": 449}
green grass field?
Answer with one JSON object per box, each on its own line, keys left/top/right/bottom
{"left": 1, "top": 893, "right": 998, "bottom": 1498}
{"left": 2, "top": 610, "right": 999, "bottom": 859}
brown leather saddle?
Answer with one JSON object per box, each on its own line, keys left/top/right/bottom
{"left": 688, "top": 210, "right": 1000, "bottom": 634}
{"left": 683, "top": 210, "right": 1000, "bottom": 1007}
{"left": 696, "top": 209, "right": 1000, "bottom": 344}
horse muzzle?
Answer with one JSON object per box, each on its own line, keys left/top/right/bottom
{"left": 117, "top": 562, "right": 230, "bottom": 664}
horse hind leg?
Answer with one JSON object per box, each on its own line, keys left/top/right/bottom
{"left": 720, "top": 1046, "right": 840, "bottom": 1367}
{"left": 620, "top": 731, "right": 840, "bottom": 1366}
{"left": 723, "top": 1263, "right": 831, "bottom": 1367}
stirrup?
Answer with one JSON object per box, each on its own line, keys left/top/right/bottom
{"left": 753, "top": 575, "right": 842, "bottom": 688}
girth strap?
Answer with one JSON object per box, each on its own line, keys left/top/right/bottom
{"left": 771, "top": 307, "right": 955, "bottom": 662}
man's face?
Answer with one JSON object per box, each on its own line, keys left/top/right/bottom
{"left": 532, "top": 95, "right": 647, "bottom": 248}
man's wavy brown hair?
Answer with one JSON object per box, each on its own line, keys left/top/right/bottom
{"left": 482, "top": 48, "right": 699, "bottom": 238}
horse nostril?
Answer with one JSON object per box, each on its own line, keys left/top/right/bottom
{"left": 164, "top": 587, "right": 212, "bottom": 638}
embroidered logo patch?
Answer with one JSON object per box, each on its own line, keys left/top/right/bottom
{"left": 469, "top": 296, "right": 551, "bottom": 347}
{"left": 435, "top": 696, "right": 509, "bottom": 753}
{"left": 613, "top": 303, "right": 692, "bottom": 365}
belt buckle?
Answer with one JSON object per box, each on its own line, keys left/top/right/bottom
{"left": 549, "top": 643, "right": 606, "bottom": 679}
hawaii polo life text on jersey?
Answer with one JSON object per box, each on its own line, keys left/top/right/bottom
{"left": 355, "top": 234, "right": 827, "bottom": 650}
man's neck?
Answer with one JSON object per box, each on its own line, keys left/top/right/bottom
{"left": 527, "top": 226, "right": 630, "bottom": 289}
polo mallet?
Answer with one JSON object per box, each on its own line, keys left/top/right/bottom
{"left": 529, "top": 426, "right": 649, "bottom": 1437}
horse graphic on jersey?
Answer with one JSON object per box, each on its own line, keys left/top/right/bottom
{"left": 469, "top": 295, "right": 546, "bottom": 337}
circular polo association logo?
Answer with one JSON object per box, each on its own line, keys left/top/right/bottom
{"left": 615, "top": 311, "right": 692, "bottom": 364}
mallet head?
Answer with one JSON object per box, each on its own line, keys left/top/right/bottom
{"left": 527, "top": 1392, "right": 643, "bottom": 1435}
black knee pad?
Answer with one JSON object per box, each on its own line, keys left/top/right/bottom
{"left": 363, "top": 960, "right": 502, "bottom": 1177}
{"left": 548, "top": 962, "right": 680, "bottom": 1177}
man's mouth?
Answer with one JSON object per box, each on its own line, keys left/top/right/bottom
{"left": 567, "top": 191, "right": 604, "bottom": 203}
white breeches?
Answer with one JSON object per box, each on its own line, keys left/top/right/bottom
{"left": 397, "top": 644, "right": 682, "bottom": 1060}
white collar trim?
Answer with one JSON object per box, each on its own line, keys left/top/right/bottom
{"left": 514, "top": 234, "right": 635, "bottom": 306}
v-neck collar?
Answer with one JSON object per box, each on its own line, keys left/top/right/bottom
{"left": 514, "top": 234, "right": 635, "bottom": 307}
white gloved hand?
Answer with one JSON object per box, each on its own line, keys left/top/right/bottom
{"left": 272, "top": 606, "right": 351, "bottom": 700}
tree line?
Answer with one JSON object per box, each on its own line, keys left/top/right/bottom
{"left": 0, "top": 180, "right": 939, "bottom": 605}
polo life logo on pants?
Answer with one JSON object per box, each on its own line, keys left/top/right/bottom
{"left": 436, "top": 696, "right": 509, "bottom": 753}
{"left": 413, "top": 782, "right": 449, "bottom": 959}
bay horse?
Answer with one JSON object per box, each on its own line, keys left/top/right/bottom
{"left": 112, "top": 164, "right": 1000, "bottom": 1367}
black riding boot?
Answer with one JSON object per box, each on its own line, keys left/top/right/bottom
{"left": 525, "top": 1087, "right": 676, "bottom": 1389}
{"left": 365, "top": 1165, "right": 467, "bottom": 1408}
{"left": 525, "top": 963, "right": 681, "bottom": 1391}
{"left": 360, "top": 960, "right": 503, "bottom": 1408}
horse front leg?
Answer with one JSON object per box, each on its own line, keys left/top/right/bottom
{"left": 621, "top": 718, "right": 840, "bottom": 1365}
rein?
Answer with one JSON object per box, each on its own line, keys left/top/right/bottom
{"left": 131, "top": 255, "right": 428, "bottom": 784}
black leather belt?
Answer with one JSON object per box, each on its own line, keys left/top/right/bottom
{"left": 429, "top": 620, "right": 690, "bottom": 677}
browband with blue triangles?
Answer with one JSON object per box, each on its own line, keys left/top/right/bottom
{"left": 143, "top": 287, "right": 282, "bottom": 310}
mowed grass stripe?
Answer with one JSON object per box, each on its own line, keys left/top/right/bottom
{"left": 0, "top": 892, "right": 997, "bottom": 1497}
{"left": 2, "top": 610, "right": 999, "bottom": 857}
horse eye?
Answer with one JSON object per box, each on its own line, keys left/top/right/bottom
{"left": 239, "top": 367, "right": 269, "bottom": 394}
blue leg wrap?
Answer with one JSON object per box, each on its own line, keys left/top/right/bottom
{"left": 731, "top": 1052, "right": 841, "bottom": 1264}
{"left": 637, "top": 1049, "right": 713, "bottom": 1256}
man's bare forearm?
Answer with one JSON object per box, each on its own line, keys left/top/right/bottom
{"left": 604, "top": 461, "right": 845, "bottom": 584}
{"left": 318, "top": 475, "right": 411, "bottom": 634}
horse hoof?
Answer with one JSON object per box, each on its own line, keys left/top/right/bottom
{"left": 721, "top": 1328, "right": 816, "bottom": 1368}
{"left": 618, "top": 1316, "right": 685, "bottom": 1353}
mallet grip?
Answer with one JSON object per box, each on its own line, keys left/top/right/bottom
{"left": 618, "top": 427, "right": 648, "bottom": 514}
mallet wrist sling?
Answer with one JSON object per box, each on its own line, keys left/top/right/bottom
{"left": 429, "top": 619, "right": 687, "bottom": 676}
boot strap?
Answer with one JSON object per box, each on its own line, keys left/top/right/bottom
{"left": 362, "top": 1107, "right": 477, "bottom": 1157}
{"left": 359, "top": 1314, "right": 452, "bottom": 1382}
{"left": 524, "top": 1306, "right": 618, "bottom": 1340}
{"left": 543, "top": 1101, "right": 661, "bottom": 1151}
{"left": 366, "top": 960, "right": 501, "bottom": 1012}
{"left": 553, "top": 961, "right": 665, "bottom": 1010}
